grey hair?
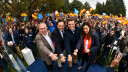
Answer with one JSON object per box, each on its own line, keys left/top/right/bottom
{"left": 39, "top": 22, "right": 47, "bottom": 27}
{"left": 39, "top": 22, "right": 48, "bottom": 30}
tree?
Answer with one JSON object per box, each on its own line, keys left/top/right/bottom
{"left": 117, "top": 0, "right": 126, "bottom": 17}
{"left": 69, "top": 0, "right": 83, "bottom": 11}
{"left": 82, "top": 1, "right": 91, "bottom": 10}
{"left": 62, "top": 0, "right": 70, "bottom": 13}
{"left": 47, "top": 0, "right": 65, "bottom": 12}
{"left": 0, "top": 0, "right": 65, "bottom": 21}
{"left": 95, "top": 0, "right": 126, "bottom": 17}
{"left": 95, "top": 2, "right": 103, "bottom": 14}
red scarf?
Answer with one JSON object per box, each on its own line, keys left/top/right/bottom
{"left": 83, "top": 35, "right": 92, "bottom": 55}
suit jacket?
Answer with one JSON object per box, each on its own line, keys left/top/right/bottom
{"left": 35, "top": 30, "right": 53, "bottom": 65}
{"left": 6, "top": 31, "right": 19, "bottom": 46}
{"left": 23, "top": 32, "right": 34, "bottom": 48}
{"left": 31, "top": 24, "right": 36, "bottom": 37}
{"left": 103, "top": 33, "right": 116, "bottom": 50}
{"left": 19, "top": 29, "right": 24, "bottom": 41}
{"left": 52, "top": 28, "right": 65, "bottom": 55}
{"left": 64, "top": 27, "right": 81, "bottom": 55}
{"left": 76, "top": 30, "right": 99, "bottom": 61}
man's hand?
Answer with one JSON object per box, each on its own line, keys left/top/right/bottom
{"left": 7, "top": 42, "right": 11, "bottom": 46}
{"left": 68, "top": 55, "right": 72, "bottom": 62}
{"left": 85, "top": 49, "right": 90, "bottom": 53}
{"left": 10, "top": 41, "right": 13, "bottom": 46}
{"left": 60, "top": 56, "right": 66, "bottom": 62}
{"left": 73, "top": 49, "right": 78, "bottom": 56}
{"left": 50, "top": 53, "right": 58, "bottom": 61}
{"left": 110, "top": 53, "right": 122, "bottom": 67}
{"left": 102, "top": 44, "right": 104, "bottom": 48}
{"left": 107, "top": 45, "right": 111, "bottom": 48}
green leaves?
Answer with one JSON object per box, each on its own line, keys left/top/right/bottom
{"left": 82, "top": 1, "right": 91, "bottom": 10}
{"left": 69, "top": 0, "right": 83, "bottom": 11}
{"left": 95, "top": 0, "right": 126, "bottom": 17}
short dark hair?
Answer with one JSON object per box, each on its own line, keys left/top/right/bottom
{"left": 75, "top": 22, "right": 80, "bottom": 26}
{"left": 57, "top": 19, "right": 64, "bottom": 25}
{"left": 111, "top": 28, "right": 115, "bottom": 32}
{"left": 24, "top": 27, "right": 29, "bottom": 30}
{"left": 67, "top": 18, "right": 74, "bottom": 23}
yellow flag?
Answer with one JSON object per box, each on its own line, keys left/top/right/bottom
{"left": 89, "top": 8, "right": 93, "bottom": 12}
{"left": 103, "top": 21, "right": 106, "bottom": 25}
{"left": 120, "top": 14, "right": 122, "bottom": 17}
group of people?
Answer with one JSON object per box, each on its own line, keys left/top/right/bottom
{"left": 0, "top": 15, "right": 128, "bottom": 72}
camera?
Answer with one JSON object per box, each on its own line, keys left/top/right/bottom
{"left": 110, "top": 40, "right": 128, "bottom": 59}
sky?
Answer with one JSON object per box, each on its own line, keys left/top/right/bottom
{"left": 69, "top": 0, "right": 128, "bottom": 18}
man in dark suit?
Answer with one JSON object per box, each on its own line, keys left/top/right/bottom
{"left": 64, "top": 18, "right": 81, "bottom": 71}
{"left": 6, "top": 28, "right": 19, "bottom": 53}
{"left": 35, "top": 23, "right": 58, "bottom": 72}
{"left": 6, "top": 28, "right": 19, "bottom": 46}
{"left": 52, "top": 19, "right": 66, "bottom": 71}
{"left": 6, "top": 28, "right": 23, "bottom": 59}
{"left": 102, "top": 29, "right": 116, "bottom": 59}
{"left": 31, "top": 20, "right": 36, "bottom": 38}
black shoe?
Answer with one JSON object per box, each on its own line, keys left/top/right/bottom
{"left": 59, "top": 67, "right": 63, "bottom": 72}
{"left": 73, "top": 63, "right": 79, "bottom": 66}
{"left": 69, "top": 67, "right": 72, "bottom": 72}
{"left": 61, "top": 62, "right": 66, "bottom": 65}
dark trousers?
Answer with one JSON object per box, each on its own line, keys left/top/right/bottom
{"left": 43, "top": 61, "right": 53, "bottom": 72}
{"left": 27, "top": 42, "right": 37, "bottom": 58}
{"left": 81, "top": 53, "right": 91, "bottom": 72}
{"left": 102, "top": 46, "right": 110, "bottom": 59}
{"left": 81, "top": 53, "right": 89, "bottom": 66}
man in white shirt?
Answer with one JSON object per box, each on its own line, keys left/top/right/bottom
{"left": 35, "top": 23, "right": 58, "bottom": 72}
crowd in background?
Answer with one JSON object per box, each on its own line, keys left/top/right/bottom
{"left": 0, "top": 15, "right": 128, "bottom": 72}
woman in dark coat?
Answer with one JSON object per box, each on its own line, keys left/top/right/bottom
{"left": 23, "top": 28, "right": 37, "bottom": 58}
{"left": 73, "top": 22, "right": 99, "bottom": 72}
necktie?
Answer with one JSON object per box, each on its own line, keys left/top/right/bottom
{"left": 61, "top": 31, "right": 64, "bottom": 38}
{"left": 72, "top": 30, "right": 75, "bottom": 34}
{"left": 12, "top": 34, "right": 15, "bottom": 44}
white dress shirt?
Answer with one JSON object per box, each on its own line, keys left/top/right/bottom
{"left": 43, "top": 32, "right": 55, "bottom": 53}
{"left": 11, "top": 33, "right": 15, "bottom": 44}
